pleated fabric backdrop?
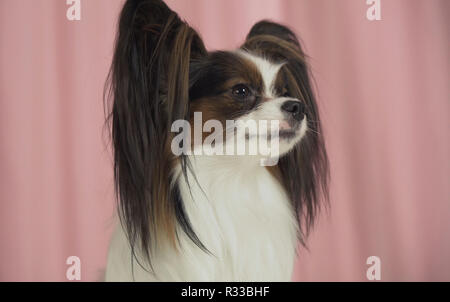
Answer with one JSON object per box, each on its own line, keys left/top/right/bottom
{"left": 0, "top": 0, "right": 449, "bottom": 281}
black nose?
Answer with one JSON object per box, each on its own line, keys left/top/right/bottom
{"left": 281, "top": 100, "right": 305, "bottom": 121}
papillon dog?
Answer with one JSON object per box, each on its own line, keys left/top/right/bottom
{"left": 104, "top": 0, "right": 328, "bottom": 281}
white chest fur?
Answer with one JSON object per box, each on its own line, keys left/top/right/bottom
{"left": 105, "top": 156, "right": 299, "bottom": 281}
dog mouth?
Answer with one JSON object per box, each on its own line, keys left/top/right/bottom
{"left": 278, "top": 129, "right": 298, "bottom": 140}
{"left": 245, "top": 128, "right": 299, "bottom": 141}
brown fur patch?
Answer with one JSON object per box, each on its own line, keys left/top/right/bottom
{"left": 188, "top": 52, "right": 266, "bottom": 145}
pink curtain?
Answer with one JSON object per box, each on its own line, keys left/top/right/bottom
{"left": 0, "top": 0, "right": 449, "bottom": 281}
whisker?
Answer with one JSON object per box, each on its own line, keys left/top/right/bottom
{"left": 307, "top": 128, "right": 322, "bottom": 135}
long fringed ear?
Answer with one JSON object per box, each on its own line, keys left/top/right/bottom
{"left": 105, "top": 0, "right": 207, "bottom": 269}
{"left": 243, "top": 20, "right": 329, "bottom": 244}
{"left": 246, "top": 20, "right": 302, "bottom": 48}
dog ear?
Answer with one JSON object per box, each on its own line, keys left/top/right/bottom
{"left": 242, "top": 20, "right": 306, "bottom": 61}
{"left": 243, "top": 20, "right": 329, "bottom": 244}
{"left": 246, "top": 20, "right": 301, "bottom": 47}
{"left": 105, "top": 0, "right": 208, "bottom": 267}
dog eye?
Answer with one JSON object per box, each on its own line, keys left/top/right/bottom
{"left": 232, "top": 84, "right": 252, "bottom": 100}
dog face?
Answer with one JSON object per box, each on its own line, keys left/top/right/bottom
{"left": 186, "top": 19, "right": 324, "bottom": 161}
{"left": 189, "top": 49, "right": 309, "bottom": 158}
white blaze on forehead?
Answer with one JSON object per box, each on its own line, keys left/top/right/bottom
{"left": 236, "top": 50, "right": 284, "bottom": 98}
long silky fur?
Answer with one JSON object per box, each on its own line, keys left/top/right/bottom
{"left": 242, "top": 21, "right": 329, "bottom": 243}
{"left": 104, "top": 0, "right": 208, "bottom": 271}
